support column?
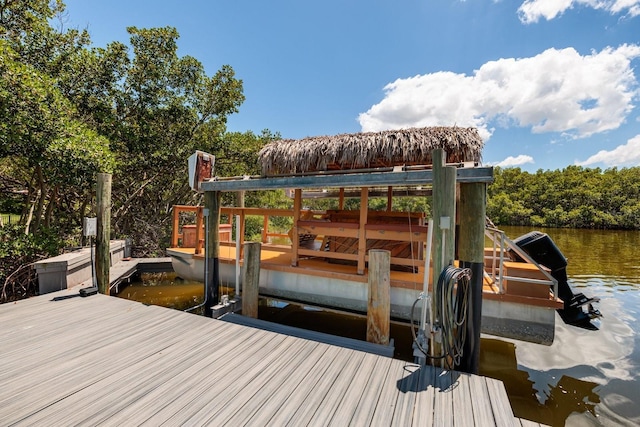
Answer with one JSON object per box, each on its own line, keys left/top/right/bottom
{"left": 367, "top": 249, "right": 390, "bottom": 345}
{"left": 458, "top": 182, "right": 486, "bottom": 374}
{"left": 242, "top": 242, "right": 261, "bottom": 318}
{"left": 357, "top": 187, "right": 368, "bottom": 275}
{"left": 204, "top": 190, "right": 221, "bottom": 317}
{"left": 96, "top": 173, "right": 111, "bottom": 295}
{"left": 431, "top": 150, "right": 457, "bottom": 288}
{"left": 431, "top": 149, "right": 457, "bottom": 366}
{"left": 291, "top": 189, "right": 301, "bottom": 267}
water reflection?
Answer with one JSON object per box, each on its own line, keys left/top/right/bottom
{"left": 497, "top": 227, "right": 640, "bottom": 426}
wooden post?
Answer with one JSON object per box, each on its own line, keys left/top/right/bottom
{"left": 204, "top": 190, "right": 221, "bottom": 317}
{"left": 262, "top": 215, "right": 269, "bottom": 243}
{"left": 96, "top": 173, "right": 111, "bottom": 295}
{"left": 338, "top": 188, "right": 345, "bottom": 209}
{"left": 171, "top": 207, "right": 179, "bottom": 247}
{"left": 242, "top": 241, "right": 261, "bottom": 318}
{"left": 291, "top": 189, "right": 302, "bottom": 266}
{"left": 457, "top": 182, "right": 486, "bottom": 374}
{"left": 195, "top": 206, "right": 203, "bottom": 255}
{"left": 357, "top": 187, "right": 368, "bottom": 275}
{"left": 431, "top": 149, "right": 457, "bottom": 365}
{"left": 431, "top": 149, "right": 457, "bottom": 287}
{"left": 236, "top": 191, "right": 245, "bottom": 254}
{"left": 367, "top": 249, "right": 390, "bottom": 345}
{"left": 239, "top": 210, "right": 246, "bottom": 257}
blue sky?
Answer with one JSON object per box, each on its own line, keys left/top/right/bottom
{"left": 63, "top": 0, "right": 640, "bottom": 171}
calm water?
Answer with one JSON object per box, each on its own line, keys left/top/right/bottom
{"left": 118, "top": 227, "right": 640, "bottom": 426}
{"left": 492, "top": 226, "right": 640, "bottom": 427}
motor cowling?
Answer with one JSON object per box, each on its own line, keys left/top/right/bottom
{"left": 511, "top": 231, "right": 601, "bottom": 329}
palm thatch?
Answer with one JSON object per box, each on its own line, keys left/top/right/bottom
{"left": 258, "top": 126, "right": 484, "bottom": 176}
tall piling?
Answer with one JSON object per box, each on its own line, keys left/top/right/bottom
{"left": 96, "top": 173, "right": 111, "bottom": 294}
{"left": 242, "top": 242, "right": 261, "bottom": 318}
{"left": 204, "top": 190, "right": 221, "bottom": 317}
{"left": 457, "top": 182, "right": 486, "bottom": 374}
{"left": 367, "top": 249, "right": 391, "bottom": 345}
{"left": 431, "top": 149, "right": 457, "bottom": 365}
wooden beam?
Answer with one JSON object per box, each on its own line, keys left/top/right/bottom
{"left": 430, "top": 149, "right": 457, "bottom": 366}
{"left": 200, "top": 167, "right": 494, "bottom": 192}
{"left": 367, "top": 249, "right": 390, "bottom": 345}
{"left": 291, "top": 189, "right": 302, "bottom": 267}
{"left": 204, "top": 191, "right": 221, "bottom": 317}
{"left": 262, "top": 215, "right": 269, "bottom": 243}
{"left": 457, "top": 182, "right": 487, "bottom": 374}
{"left": 242, "top": 242, "right": 261, "bottom": 318}
{"left": 171, "top": 207, "right": 179, "bottom": 247}
{"left": 357, "top": 187, "right": 368, "bottom": 275}
{"left": 96, "top": 173, "right": 111, "bottom": 295}
{"left": 195, "top": 206, "right": 203, "bottom": 255}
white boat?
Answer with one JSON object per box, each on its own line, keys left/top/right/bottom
{"left": 167, "top": 204, "right": 563, "bottom": 345}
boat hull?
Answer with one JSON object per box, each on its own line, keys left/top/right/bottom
{"left": 167, "top": 248, "right": 555, "bottom": 344}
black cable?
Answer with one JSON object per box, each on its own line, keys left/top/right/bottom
{"left": 412, "top": 265, "right": 472, "bottom": 369}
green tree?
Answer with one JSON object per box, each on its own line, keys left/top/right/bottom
{"left": 0, "top": 39, "right": 114, "bottom": 234}
{"left": 100, "top": 26, "right": 245, "bottom": 255}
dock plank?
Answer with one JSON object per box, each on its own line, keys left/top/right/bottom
{"left": 306, "top": 350, "right": 367, "bottom": 426}
{"left": 369, "top": 359, "right": 406, "bottom": 424}
{"left": 0, "top": 289, "right": 524, "bottom": 427}
{"left": 240, "top": 343, "right": 331, "bottom": 425}
{"left": 452, "top": 372, "right": 476, "bottom": 426}
{"left": 209, "top": 337, "right": 316, "bottom": 425}
{"left": 327, "top": 352, "right": 385, "bottom": 425}
{"left": 391, "top": 363, "right": 421, "bottom": 426}
{"left": 433, "top": 369, "right": 455, "bottom": 426}
{"left": 411, "top": 364, "right": 436, "bottom": 426}
{"left": 468, "top": 370, "right": 499, "bottom": 426}
{"left": 346, "top": 355, "right": 396, "bottom": 427}
{"left": 486, "top": 376, "right": 519, "bottom": 427}
{"left": 283, "top": 347, "right": 362, "bottom": 426}
{"left": 49, "top": 321, "right": 240, "bottom": 425}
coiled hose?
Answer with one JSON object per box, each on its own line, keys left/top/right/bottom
{"left": 411, "top": 265, "right": 472, "bottom": 369}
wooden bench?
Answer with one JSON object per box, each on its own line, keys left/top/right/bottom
{"left": 293, "top": 211, "right": 428, "bottom": 271}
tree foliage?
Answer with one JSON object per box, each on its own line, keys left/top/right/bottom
{"left": 488, "top": 166, "right": 640, "bottom": 230}
{"left": 0, "top": 1, "right": 254, "bottom": 261}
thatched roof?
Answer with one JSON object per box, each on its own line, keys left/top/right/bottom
{"left": 258, "top": 126, "right": 484, "bottom": 176}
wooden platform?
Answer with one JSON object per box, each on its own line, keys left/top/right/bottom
{"left": 171, "top": 244, "right": 562, "bottom": 309}
{"left": 0, "top": 290, "right": 544, "bottom": 426}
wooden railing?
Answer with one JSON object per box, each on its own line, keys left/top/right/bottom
{"left": 484, "top": 226, "right": 557, "bottom": 298}
{"left": 171, "top": 205, "right": 428, "bottom": 274}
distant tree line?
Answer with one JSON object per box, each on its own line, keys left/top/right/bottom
{"left": 487, "top": 166, "right": 640, "bottom": 230}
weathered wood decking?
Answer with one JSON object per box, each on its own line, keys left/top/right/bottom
{"left": 1, "top": 290, "right": 542, "bottom": 426}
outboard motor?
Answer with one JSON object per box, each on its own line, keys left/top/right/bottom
{"left": 511, "top": 231, "right": 601, "bottom": 329}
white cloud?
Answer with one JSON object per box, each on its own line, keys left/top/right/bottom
{"left": 492, "top": 155, "right": 535, "bottom": 168}
{"left": 576, "top": 134, "right": 640, "bottom": 166}
{"left": 517, "top": 0, "right": 640, "bottom": 24}
{"left": 358, "top": 45, "right": 640, "bottom": 141}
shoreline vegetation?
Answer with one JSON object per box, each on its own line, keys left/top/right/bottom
{"left": 488, "top": 166, "right": 640, "bottom": 230}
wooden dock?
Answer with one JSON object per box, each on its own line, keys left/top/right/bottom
{"left": 1, "top": 290, "right": 543, "bottom": 426}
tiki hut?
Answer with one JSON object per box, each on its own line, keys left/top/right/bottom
{"left": 258, "top": 126, "right": 484, "bottom": 176}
